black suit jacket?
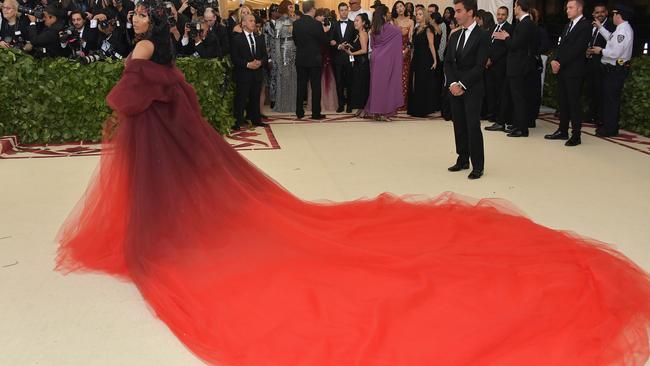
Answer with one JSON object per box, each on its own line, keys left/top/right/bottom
{"left": 231, "top": 32, "right": 268, "bottom": 83}
{"left": 292, "top": 14, "right": 329, "bottom": 67}
{"left": 504, "top": 16, "right": 539, "bottom": 77}
{"left": 27, "top": 21, "right": 69, "bottom": 58}
{"left": 488, "top": 21, "right": 512, "bottom": 66}
{"left": 444, "top": 25, "right": 490, "bottom": 96}
{"left": 329, "top": 19, "right": 356, "bottom": 65}
{"left": 588, "top": 17, "right": 616, "bottom": 63}
{"left": 552, "top": 16, "right": 591, "bottom": 78}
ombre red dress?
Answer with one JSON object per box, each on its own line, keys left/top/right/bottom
{"left": 56, "top": 57, "right": 650, "bottom": 366}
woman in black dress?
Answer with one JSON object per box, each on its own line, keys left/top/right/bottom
{"left": 345, "top": 13, "right": 370, "bottom": 114}
{"left": 407, "top": 7, "right": 441, "bottom": 117}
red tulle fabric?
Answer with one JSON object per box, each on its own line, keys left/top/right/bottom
{"left": 56, "top": 59, "right": 650, "bottom": 366}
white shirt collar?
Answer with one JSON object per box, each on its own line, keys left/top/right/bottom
{"left": 244, "top": 30, "right": 254, "bottom": 38}
{"left": 518, "top": 13, "right": 529, "bottom": 21}
{"left": 571, "top": 14, "right": 583, "bottom": 25}
{"left": 463, "top": 21, "right": 477, "bottom": 33}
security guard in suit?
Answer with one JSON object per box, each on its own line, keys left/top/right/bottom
{"left": 589, "top": 4, "right": 634, "bottom": 137}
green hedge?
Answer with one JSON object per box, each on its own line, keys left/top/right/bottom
{"left": 543, "top": 55, "right": 650, "bottom": 137}
{"left": 0, "top": 49, "right": 235, "bottom": 144}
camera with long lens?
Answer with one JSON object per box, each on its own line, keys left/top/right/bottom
{"left": 3, "top": 31, "right": 26, "bottom": 49}
{"left": 17, "top": 4, "right": 45, "bottom": 19}
{"left": 59, "top": 26, "right": 81, "bottom": 45}
{"left": 77, "top": 46, "right": 123, "bottom": 65}
{"left": 188, "top": 19, "right": 203, "bottom": 39}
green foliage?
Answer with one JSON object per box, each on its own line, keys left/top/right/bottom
{"left": 543, "top": 55, "right": 650, "bottom": 137}
{"left": 0, "top": 49, "right": 234, "bottom": 143}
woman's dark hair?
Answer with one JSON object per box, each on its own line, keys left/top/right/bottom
{"left": 405, "top": 2, "right": 414, "bottom": 17}
{"left": 443, "top": 6, "right": 454, "bottom": 21}
{"left": 356, "top": 13, "right": 370, "bottom": 31}
{"left": 390, "top": 0, "right": 405, "bottom": 19}
{"left": 432, "top": 11, "right": 443, "bottom": 24}
{"left": 477, "top": 9, "right": 495, "bottom": 30}
{"left": 371, "top": 3, "right": 388, "bottom": 34}
{"left": 136, "top": 0, "right": 174, "bottom": 64}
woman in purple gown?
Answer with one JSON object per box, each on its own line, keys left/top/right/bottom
{"left": 362, "top": 4, "right": 403, "bottom": 121}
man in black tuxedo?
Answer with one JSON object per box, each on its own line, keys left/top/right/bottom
{"left": 484, "top": 6, "right": 512, "bottom": 131}
{"left": 546, "top": 0, "right": 591, "bottom": 146}
{"left": 584, "top": 3, "right": 615, "bottom": 126}
{"left": 492, "top": 0, "right": 539, "bottom": 138}
{"left": 330, "top": 2, "right": 357, "bottom": 113}
{"left": 230, "top": 14, "right": 268, "bottom": 131}
{"left": 444, "top": 0, "right": 490, "bottom": 180}
{"left": 292, "top": 0, "right": 331, "bottom": 119}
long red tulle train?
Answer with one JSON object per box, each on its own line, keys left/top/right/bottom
{"left": 56, "top": 59, "right": 650, "bottom": 365}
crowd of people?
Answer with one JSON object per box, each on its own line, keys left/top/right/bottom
{"left": 0, "top": 0, "right": 636, "bottom": 152}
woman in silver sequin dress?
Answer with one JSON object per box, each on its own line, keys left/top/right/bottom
{"left": 269, "top": 0, "right": 298, "bottom": 113}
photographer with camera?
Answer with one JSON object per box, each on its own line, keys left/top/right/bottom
{"left": 180, "top": 16, "right": 219, "bottom": 58}
{"left": 91, "top": 11, "right": 129, "bottom": 58}
{"left": 164, "top": 1, "right": 187, "bottom": 50}
{"left": 1, "top": 0, "right": 31, "bottom": 49}
{"left": 24, "top": 2, "right": 69, "bottom": 57}
{"left": 59, "top": 10, "right": 99, "bottom": 55}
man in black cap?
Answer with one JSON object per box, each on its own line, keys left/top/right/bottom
{"left": 589, "top": 3, "right": 634, "bottom": 137}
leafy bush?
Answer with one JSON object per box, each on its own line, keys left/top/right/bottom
{"left": 0, "top": 49, "right": 234, "bottom": 143}
{"left": 543, "top": 55, "right": 650, "bottom": 137}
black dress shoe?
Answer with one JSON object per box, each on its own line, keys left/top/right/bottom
{"left": 336, "top": 106, "right": 344, "bottom": 113}
{"left": 507, "top": 129, "right": 529, "bottom": 137}
{"left": 448, "top": 163, "right": 470, "bottom": 172}
{"left": 504, "top": 125, "right": 516, "bottom": 133}
{"left": 253, "top": 121, "right": 268, "bottom": 127}
{"left": 595, "top": 129, "right": 617, "bottom": 137}
{"left": 484, "top": 123, "right": 505, "bottom": 132}
{"left": 565, "top": 136, "right": 581, "bottom": 146}
{"left": 544, "top": 130, "right": 569, "bottom": 140}
{"left": 468, "top": 170, "right": 483, "bottom": 180}
{"left": 312, "top": 114, "right": 327, "bottom": 120}
{"left": 346, "top": 108, "right": 353, "bottom": 113}
{"left": 296, "top": 112, "right": 304, "bottom": 119}
{"left": 232, "top": 124, "right": 242, "bottom": 132}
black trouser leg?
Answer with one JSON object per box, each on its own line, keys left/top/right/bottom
{"left": 565, "top": 76, "right": 584, "bottom": 136}
{"left": 486, "top": 64, "right": 505, "bottom": 118}
{"left": 296, "top": 65, "right": 309, "bottom": 117}
{"left": 586, "top": 61, "right": 604, "bottom": 124}
{"left": 247, "top": 80, "right": 262, "bottom": 124}
{"left": 450, "top": 95, "right": 469, "bottom": 165}
{"left": 333, "top": 63, "right": 352, "bottom": 109}
{"left": 601, "top": 68, "right": 628, "bottom": 135}
{"left": 509, "top": 75, "right": 527, "bottom": 133}
{"left": 234, "top": 81, "right": 252, "bottom": 127}
{"left": 309, "top": 66, "right": 323, "bottom": 117}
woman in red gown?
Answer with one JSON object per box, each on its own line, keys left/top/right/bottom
{"left": 56, "top": 1, "right": 650, "bottom": 365}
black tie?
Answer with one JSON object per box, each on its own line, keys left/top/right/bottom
{"left": 248, "top": 33, "right": 256, "bottom": 55}
{"left": 565, "top": 21, "right": 573, "bottom": 36}
{"left": 457, "top": 28, "right": 466, "bottom": 53}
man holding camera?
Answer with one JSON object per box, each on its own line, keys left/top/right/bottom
{"left": 204, "top": 7, "right": 229, "bottom": 56}
{"left": 60, "top": 10, "right": 100, "bottom": 56}
{"left": 92, "top": 12, "right": 129, "bottom": 58}
{"left": 329, "top": 2, "right": 356, "bottom": 113}
{"left": 231, "top": 13, "right": 268, "bottom": 131}
{"left": 25, "top": 2, "right": 68, "bottom": 58}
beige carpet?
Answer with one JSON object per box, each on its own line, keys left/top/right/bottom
{"left": 1, "top": 111, "right": 649, "bottom": 365}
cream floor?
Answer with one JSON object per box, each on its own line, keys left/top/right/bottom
{"left": 1, "top": 114, "right": 649, "bottom": 365}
